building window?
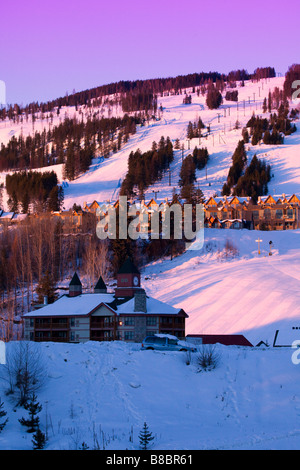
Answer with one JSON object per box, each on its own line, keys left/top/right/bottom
{"left": 104, "top": 316, "right": 113, "bottom": 326}
{"left": 124, "top": 331, "right": 134, "bottom": 340}
{"left": 146, "top": 317, "right": 157, "bottom": 326}
{"left": 70, "top": 317, "right": 75, "bottom": 327}
{"left": 124, "top": 317, "right": 135, "bottom": 326}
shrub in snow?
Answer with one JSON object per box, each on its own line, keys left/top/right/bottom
{"left": 78, "top": 441, "right": 89, "bottom": 450}
{"left": 0, "top": 398, "right": 8, "bottom": 432}
{"left": 196, "top": 345, "right": 221, "bottom": 372}
{"left": 2, "top": 341, "right": 47, "bottom": 406}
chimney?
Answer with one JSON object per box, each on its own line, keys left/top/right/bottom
{"left": 134, "top": 289, "right": 147, "bottom": 313}
{"left": 44, "top": 296, "right": 48, "bottom": 306}
{"left": 69, "top": 272, "right": 82, "bottom": 297}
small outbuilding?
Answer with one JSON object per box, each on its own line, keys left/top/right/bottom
{"left": 186, "top": 334, "right": 253, "bottom": 347}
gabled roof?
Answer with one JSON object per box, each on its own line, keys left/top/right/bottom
{"left": 263, "top": 195, "right": 277, "bottom": 205}
{"left": 69, "top": 272, "right": 82, "bottom": 286}
{"left": 23, "top": 293, "right": 116, "bottom": 318}
{"left": 146, "top": 198, "right": 159, "bottom": 208}
{"left": 118, "top": 257, "right": 140, "bottom": 275}
{"left": 116, "top": 295, "right": 187, "bottom": 316}
{"left": 205, "top": 196, "right": 218, "bottom": 206}
{"left": 288, "top": 194, "right": 300, "bottom": 204}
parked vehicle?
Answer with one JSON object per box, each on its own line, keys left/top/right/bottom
{"left": 141, "top": 335, "right": 197, "bottom": 352}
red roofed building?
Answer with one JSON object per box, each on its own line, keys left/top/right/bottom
{"left": 186, "top": 334, "right": 253, "bottom": 347}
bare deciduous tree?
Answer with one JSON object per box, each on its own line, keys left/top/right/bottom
{"left": 0, "top": 341, "right": 47, "bottom": 406}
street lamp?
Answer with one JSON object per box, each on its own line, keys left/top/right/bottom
{"left": 269, "top": 241, "right": 273, "bottom": 256}
{"left": 255, "top": 237, "right": 262, "bottom": 255}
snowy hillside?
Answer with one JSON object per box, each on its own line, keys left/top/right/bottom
{"left": 142, "top": 228, "right": 300, "bottom": 348}
{"left": 1, "top": 76, "right": 300, "bottom": 211}
{"left": 1, "top": 340, "right": 300, "bottom": 450}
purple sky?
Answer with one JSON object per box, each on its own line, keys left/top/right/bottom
{"left": 1, "top": 0, "right": 299, "bottom": 106}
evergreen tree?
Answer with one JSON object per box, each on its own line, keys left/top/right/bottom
{"left": 206, "top": 84, "right": 223, "bottom": 109}
{"left": 174, "top": 138, "right": 180, "bottom": 149}
{"left": 139, "top": 422, "right": 155, "bottom": 450}
{"left": 242, "top": 128, "right": 249, "bottom": 144}
{"left": 263, "top": 97, "right": 267, "bottom": 113}
{"left": 32, "top": 428, "right": 46, "bottom": 450}
{"left": 110, "top": 237, "right": 134, "bottom": 276}
{"left": 47, "top": 186, "right": 60, "bottom": 212}
{"left": 19, "top": 393, "right": 42, "bottom": 433}
{"left": 268, "top": 91, "right": 272, "bottom": 113}
{"left": 7, "top": 190, "right": 18, "bottom": 213}
{"left": 222, "top": 182, "right": 231, "bottom": 196}
{"left": 21, "top": 190, "right": 30, "bottom": 214}
{"left": 36, "top": 270, "right": 58, "bottom": 304}
{"left": 0, "top": 398, "right": 8, "bottom": 432}
{"left": 187, "top": 122, "right": 194, "bottom": 140}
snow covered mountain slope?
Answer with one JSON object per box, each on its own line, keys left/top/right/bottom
{"left": 141, "top": 228, "right": 300, "bottom": 347}
{"left": 1, "top": 77, "right": 299, "bottom": 210}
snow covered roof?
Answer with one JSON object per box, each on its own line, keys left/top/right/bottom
{"left": 116, "top": 295, "right": 185, "bottom": 316}
{"left": 12, "top": 213, "right": 28, "bottom": 221}
{"left": 0, "top": 212, "right": 14, "bottom": 219}
{"left": 23, "top": 293, "right": 115, "bottom": 317}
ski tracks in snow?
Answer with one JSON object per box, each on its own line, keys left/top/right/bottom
{"left": 80, "top": 344, "right": 143, "bottom": 427}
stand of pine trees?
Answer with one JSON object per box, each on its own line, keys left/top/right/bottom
{"left": 225, "top": 90, "right": 238, "bottom": 102}
{"left": 6, "top": 171, "right": 63, "bottom": 213}
{"left": 120, "top": 137, "right": 174, "bottom": 199}
{"left": 247, "top": 104, "right": 296, "bottom": 146}
{"left": 222, "top": 140, "right": 271, "bottom": 202}
{"left": 192, "top": 146, "right": 209, "bottom": 170}
{"left": 187, "top": 118, "right": 205, "bottom": 140}
{"left": 0, "top": 114, "right": 142, "bottom": 173}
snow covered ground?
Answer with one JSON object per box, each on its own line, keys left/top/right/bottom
{"left": 142, "top": 228, "right": 300, "bottom": 348}
{"left": 1, "top": 339, "right": 300, "bottom": 450}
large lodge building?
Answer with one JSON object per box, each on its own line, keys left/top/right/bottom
{"left": 23, "top": 258, "right": 188, "bottom": 344}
